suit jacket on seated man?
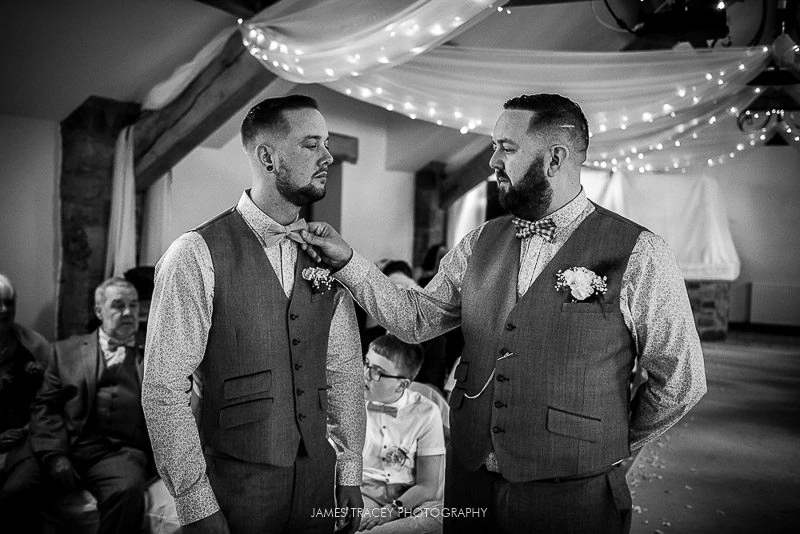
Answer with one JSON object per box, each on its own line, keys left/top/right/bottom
{"left": 0, "top": 277, "right": 151, "bottom": 534}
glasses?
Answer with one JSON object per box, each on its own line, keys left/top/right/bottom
{"left": 363, "top": 357, "right": 407, "bottom": 382}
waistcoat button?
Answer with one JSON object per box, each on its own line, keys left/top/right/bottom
{"left": 296, "top": 388, "right": 304, "bottom": 396}
{"left": 494, "top": 401, "right": 506, "bottom": 408}
{"left": 290, "top": 313, "right": 298, "bottom": 320}
{"left": 505, "top": 323, "right": 516, "bottom": 331}
{"left": 492, "top": 426, "right": 504, "bottom": 434}
{"left": 292, "top": 339, "right": 300, "bottom": 346}
{"left": 294, "top": 363, "right": 302, "bottom": 371}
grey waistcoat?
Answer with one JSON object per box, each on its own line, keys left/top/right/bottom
{"left": 451, "top": 205, "right": 644, "bottom": 481}
{"left": 196, "top": 208, "right": 336, "bottom": 466}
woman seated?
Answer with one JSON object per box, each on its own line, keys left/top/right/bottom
{"left": 359, "top": 334, "right": 445, "bottom": 533}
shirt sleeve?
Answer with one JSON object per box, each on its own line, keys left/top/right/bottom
{"left": 623, "top": 232, "right": 708, "bottom": 450}
{"left": 325, "top": 287, "right": 366, "bottom": 487}
{"left": 415, "top": 404, "right": 446, "bottom": 457}
{"left": 142, "top": 232, "right": 219, "bottom": 525}
{"left": 333, "top": 226, "right": 483, "bottom": 343}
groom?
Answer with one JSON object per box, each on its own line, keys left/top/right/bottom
{"left": 302, "top": 93, "right": 707, "bottom": 533}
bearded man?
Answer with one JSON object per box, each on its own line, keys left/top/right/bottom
{"left": 301, "top": 93, "right": 707, "bottom": 534}
{"left": 142, "top": 95, "right": 365, "bottom": 534}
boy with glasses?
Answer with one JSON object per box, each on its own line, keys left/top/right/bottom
{"left": 359, "top": 334, "right": 445, "bottom": 533}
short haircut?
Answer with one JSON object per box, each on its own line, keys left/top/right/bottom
{"left": 94, "top": 277, "right": 137, "bottom": 307}
{"left": 369, "top": 334, "right": 424, "bottom": 380}
{"left": 240, "top": 94, "right": 320, "bottom": 152}
{"left": 503, "top": 93, "right": 589, "bottom": 160}
{"left": 381, "top": 260, "right": 414, "bottom": 279}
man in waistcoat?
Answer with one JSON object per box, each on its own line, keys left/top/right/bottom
{"left": 301, "top": 93, "right": 707, "bottom": 533}
{"left": 0, "top": 277, "right": 149, "bottom": 534}
{"left": 142, "top": 95, "right": 365, "bottom": 534}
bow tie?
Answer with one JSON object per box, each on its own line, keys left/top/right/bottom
{"left": 262, "top": 218, "right": 308, "bottom": 249}
{"left": 367, "top": 402, "right": 398, "bottom": 418}
{"left": 512, "top": 217, "right": 556, "bottom": 242}
{"left": 107, "top": 338, "right": 136, "bottom": 352}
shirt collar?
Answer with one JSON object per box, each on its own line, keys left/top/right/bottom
{"left": 548, "top": 187, "right": 589, "bottom": 228}
{"left": 236, "top": 190, "right": 288, "bottom": 241}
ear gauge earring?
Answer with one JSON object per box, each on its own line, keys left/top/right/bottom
{"left": 266, "top": 163, "right": 274, "bottom": 172}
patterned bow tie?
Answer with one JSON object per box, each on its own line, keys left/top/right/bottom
{"left": 367, "top": 402, "right": 398, "bottom": 418}
{"left": 262, "top": 218, "right": 308, "bottom": 249}
{"left": 512, "top": 217, "right": 556, "bottom": 242}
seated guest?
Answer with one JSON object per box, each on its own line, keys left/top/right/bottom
{"left": 0, "top": 277, "right": 150, "bottom": 534}
{"left": 0, "top": 274, "right": 51, "bottom": 477}
{"left": 360, "top": 334, "right": 445, "bottom": 533}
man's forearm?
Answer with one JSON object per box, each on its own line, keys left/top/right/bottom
{"left": 334, "top": 251, "right": 460, "bottom": 343}
{"left": 142, "top": 378, "right": 220, "bottom": 525}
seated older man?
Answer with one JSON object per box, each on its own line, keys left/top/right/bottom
{"left": 0, "top": 277, "right": 150, "bottom": 534}
{"left": 0, "top": 273, "right": 52, "bottom": 478}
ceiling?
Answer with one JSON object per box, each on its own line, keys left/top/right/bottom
{"left": 0, "top": 0, "right": 786, "bottom": 164}
{"left": 0, "top": 0, "right": 234, "bottom": 121}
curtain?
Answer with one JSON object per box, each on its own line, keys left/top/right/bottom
{"left": 105, "top": 126, "right": 137, "bottom": 278}
{"left": 584, "top": 171, "right": 740, "bottom": 280}
{"left": 139, "top": 172, "right": 174, "bottom": 266}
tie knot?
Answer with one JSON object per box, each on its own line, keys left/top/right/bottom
{"left": 513, "top": 217, "right": 556, "bottom": 242}
{"left": 263, "top": 219, "right": 308, "bottom": 248}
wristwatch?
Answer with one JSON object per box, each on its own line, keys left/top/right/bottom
{"left": 390, "top": 499, "right": 405, "bottom": 515}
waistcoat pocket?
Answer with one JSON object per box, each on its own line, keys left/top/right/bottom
{"left": 546, "top": 406, "right": 601, "bottom": 443}
{"left": 223, "top": 370, "right": 272, "bottom": 400}
{"left": 219, "top": 397, "right": 274, "bottom": 428}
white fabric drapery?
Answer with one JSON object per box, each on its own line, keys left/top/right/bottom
{"left": 143, "top": 28, "right": 237, "bottom": 111}
{"left": 584, "top": 171, "right": 740, "bottom": 280}
{"left": 105, "top": 126, "right": 137, "bottom": 278}
{"left": 324, "top": 44, "right": 775, "bottom": 173}
{"left": 241, "top": 0, "right": 506, "bottom": 84}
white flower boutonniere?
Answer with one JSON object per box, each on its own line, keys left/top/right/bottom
{"left": 302, "top": 267, "right": 333, "bottom": 294}
{"left": 555, "top": 267, "right": 607, "bottom": 302}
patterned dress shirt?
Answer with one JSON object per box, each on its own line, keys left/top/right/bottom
{"left": 335, "top": 188, "right": 706, "bottom": 452}
{"left": 143, "top": 191, "right": 365, "bottom": 525}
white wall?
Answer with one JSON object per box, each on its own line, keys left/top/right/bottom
{"left": 0, "top": 114, "right": 60, "bottom": 339}
{"left": 167, "top": 86, "right": 416, "bottom": 265}
{"left": 169, "top": 139, "right": 252, "bottom": 241}
{"left": 705, "top": 147, "right": 800, "bottom": 322}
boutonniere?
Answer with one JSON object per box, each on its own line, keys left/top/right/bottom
{"left": 555, "top": 266, "right": 608, "bottom": 302}
{"left": 302, "top": 267, "right": 333, "bottom": 294}
{"left": 24, "top": 361, "right": 45, "bottom": 376}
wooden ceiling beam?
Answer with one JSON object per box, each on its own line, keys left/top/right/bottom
{"left": 133, "top": 30, "right": 277, "bottom": 191}
{"left": 440, "top": 145, "right": 494, "bottom": 209}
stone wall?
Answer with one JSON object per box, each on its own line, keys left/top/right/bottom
{"left": 58, "top": 97, "right": 140, "bottom": 337}
{"left": 685, "top": 280, "right": 731, "bottom": 341}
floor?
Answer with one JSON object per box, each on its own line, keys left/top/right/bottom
{"left": 625, "top": 332, "right": 800, "bottom": 533}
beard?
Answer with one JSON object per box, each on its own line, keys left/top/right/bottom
{"left": 497, "top": 154, "right": 553, "bottom": 220}
{"left": 275, "top": 166, "right": 326, "bottom": 207}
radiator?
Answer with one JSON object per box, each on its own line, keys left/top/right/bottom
{"left": 751, "top": 283, "right": 800, "bottom": 326}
